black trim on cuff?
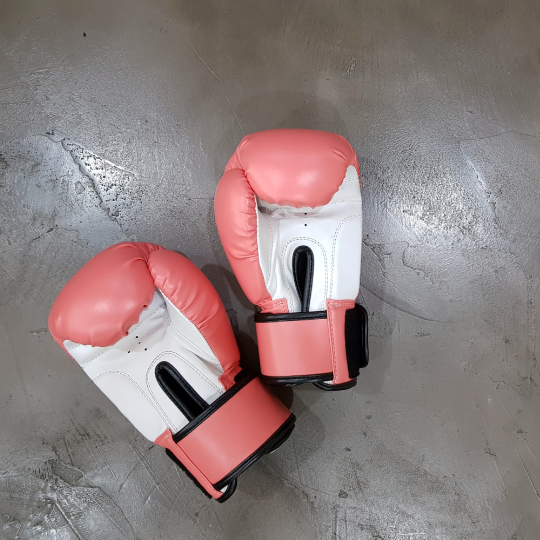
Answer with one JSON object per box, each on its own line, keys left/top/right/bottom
{"left": 254, "top": 310, "right": 327, "bottom": 323}
{"left": 212, "top": 413, "right": 296, "bottom": 491}
{"left": 172, "top": 372, "right": 254, "bottom": 443}
{"left": 216, "top": 479, "right": 237, "bottom": 503}
{"left": 166, "top": 447, "right": 237, "bottom": 502}
{"left": 260, "top": 372, "right": 333, "bottom": 387}
{"left": 313, "top": 379, "right": 358, "bottom": 391}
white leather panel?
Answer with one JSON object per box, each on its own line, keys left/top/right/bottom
{"left": 329, "top": 213, "right": 362, "bottom": 300}
{"left": 256, "top": 165, "right": 362, "bottom": 311}
{"left": 93, "top": 371, "right": 168, "bottom": 441}
{"left": 256, "top": 198, "right": 275, "bottom": 288}
{"left": 65, "top": 290, "right": 225, "bottom": 441}
{"left": 162, "top": 295, "right": 220, "bottom": 365}
{"left": 280, "top": 236, "right": 328, "bottom": 312}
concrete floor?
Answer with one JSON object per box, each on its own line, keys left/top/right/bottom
{"left": 1, "top": 0, "right": 540, "bottom": 538}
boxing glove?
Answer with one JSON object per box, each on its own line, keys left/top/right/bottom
{"left": 215, "top": 129, "right": 368, "bottom": 390}
{"left": 49, "top": 242, "right": 295, "bottom": 501}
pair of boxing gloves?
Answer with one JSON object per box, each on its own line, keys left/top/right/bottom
{"left": 48, "top": 129, "right": 369, "bottom": 501}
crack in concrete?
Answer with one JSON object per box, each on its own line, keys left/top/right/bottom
{"left": 460, "top": 147, "right": 497, "bottom": 217}
{"left": 0, "top": 457, "right": 136, "bottom": 540}
{"left": 45, "top": 130, "right": 133, "bottom": 238}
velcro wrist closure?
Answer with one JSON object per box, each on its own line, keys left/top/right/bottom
{"left": 255, "top": 303, "right": 369, "bottom": 387}
{"left": 255, "top": 311, "right": 334, "bottom": 384}
{"left": 155, "top": 376, "right": 294, "bottom": 499}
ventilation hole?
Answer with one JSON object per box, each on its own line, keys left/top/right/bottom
{"left": 139, "top": 342, "right": 141, "bottom": 344}
{"left": 304, "top": 224, "right": 307, "bottom": 226}
{"left": 135, "top": 336, "right": 138, "bottom": 338}
{"left": 128, "top": 351, "right": 130, "bottom": 353}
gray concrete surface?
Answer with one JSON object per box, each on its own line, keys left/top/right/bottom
{"left": 1, "top": 0, "right": 540, "bottom": 538}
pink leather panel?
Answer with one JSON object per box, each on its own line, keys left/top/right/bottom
{"left": 147, "top": 249, "right": 240, "bottom": 381}
{"left": 256, "top": 318, "right": 333, "bottom": 377}
{"left": 49, "top": 242, "right": 163, "bottom": 349}
{"left": 225, "top": 129, "right": 360, "bottom": 208}
{"left": 177, "top": 378, "right": 291, "bottom": 485}
{"left": 214, "top": 168, "right": 273, "bottom": 308}
{"left": 260, "top": 298, "right": 289, "bottom": 314}
{"left": 155, "top": 428, "right": 223, "bottom": 499}
{"left": 327, "top": 300, "right": 356, "bottom": 385}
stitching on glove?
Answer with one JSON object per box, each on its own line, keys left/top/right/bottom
{"left": 327, "top": 300, "right": 355, "bottom": 384}
{"left": 146, "top": 352, "right": 222, "bottom": 432}
{"left": 158, "top": 290, "right": 222, "bottom": 367}
{"left": 165, "top": 310, "right": 218, "bottom": 363}
{"left": 329, "top": 214, "right": 361, "bottom": 296}
{"left": 327, "top": 199, "right": 362, "bottom": 205}
{"left": 327, "top": 301, "right": 355, "bottom": 308}
{"left": 259, "top": 211, "right": 274, "bottom": 288}
{"left": 327, "top": 304, "right": 337, "bottom": 383}
{"left": 80, "top": 302, "right": 166, "bottom": 369}
{"left": 264, "top": 299, "right": 287, "bottom": 310}
{"left": 93, "top": 369, "right": 173, "bottom": 428}
{"left": 280, "top": 237, "right": 328, "bottom": 312}
{"left": 150, "top": 352, "right": 222, "bottom": 395}
{"left": 343, "top": 167, "right": 360, "bottom": 184}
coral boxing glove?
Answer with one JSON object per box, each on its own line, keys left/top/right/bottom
{"left": 49, "top": 242, "right": 295, "bottom": 501}
{"left": 215, "top": 129, "right": 368, "bottom": 390}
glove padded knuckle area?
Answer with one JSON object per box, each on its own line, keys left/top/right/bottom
{"left": 49, "top": 242, "right": 163, "bottom": 348}
{"left": 225, "top": 128, "right": 359, "bottom": 208}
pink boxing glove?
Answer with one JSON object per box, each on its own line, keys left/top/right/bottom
{"left": 49, "top": 242, "right": 295, "bottom": 501}
{"left": 215, "top": 129, "right": 368, "bottom": 390}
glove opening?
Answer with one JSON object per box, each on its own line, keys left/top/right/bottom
{"left": 155, "top": 361, "right": 209, "bottom": 422}
{"left": 292, "top": 245, "right": 314, "bottom": 313}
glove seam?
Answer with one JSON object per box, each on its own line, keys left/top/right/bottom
{"left": 149, "top": 351, "right": 222, "bottom": 396}
{"left": 327, "top": 198, "right": 361, "bottom": 205}
{"left": 327, "top": 300, "right": 355, "bottom": 385}
{"left": 259, "top": 211, "right": 275, "bottom": 289}
{"left": 280, "top": 237, "right": 327, "bottom": 312}
{"left": 93, "top": 369, "right": 173, "bottom": 429}
{"left": 160, "top": 290, "right": 222, "bottom": 367}
{"left": 146, "top": 352, "right": 222, "bottom": 432}
{"left": 327, "top": 302, "right": 338, "bottom": 383}
{"left": 262, "top": 299, "right": 287, "bottom": 311}
{"left": 329, "top": 214, "right": 362, "bottom": 297}
{"left": 75, "top": 301, "right": 166, "bottom": 369}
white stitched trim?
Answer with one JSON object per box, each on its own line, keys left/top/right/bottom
{"left": 145, "top": 351, "right": 222, "bottom": 431}
{"left": 93, "top": 370, "right": 173, "bottom": 428}
{"left": 328, "top": 214, "right": 361, "bottom": 296}
{"left": 260, "top": 212, "right": 275, "bottom": 288}
{"left": 280, "top": 236, "right": 328, "bottom": 311}
{"left": 75, "top": 301, "right": 166, "bottom": 370}
{"left": 159, "top": 289, "right": 219, "bottom": 366}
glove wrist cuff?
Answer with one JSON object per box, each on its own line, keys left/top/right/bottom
{"left": 155, "top": 376, "right": 295, "bottom": 500}
{"left": 255, "top": 301, "right": 369, "bottom": 389}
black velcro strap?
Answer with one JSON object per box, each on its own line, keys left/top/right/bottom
{"left": 344, "top": 304, "right": 369, "bottom": 378}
